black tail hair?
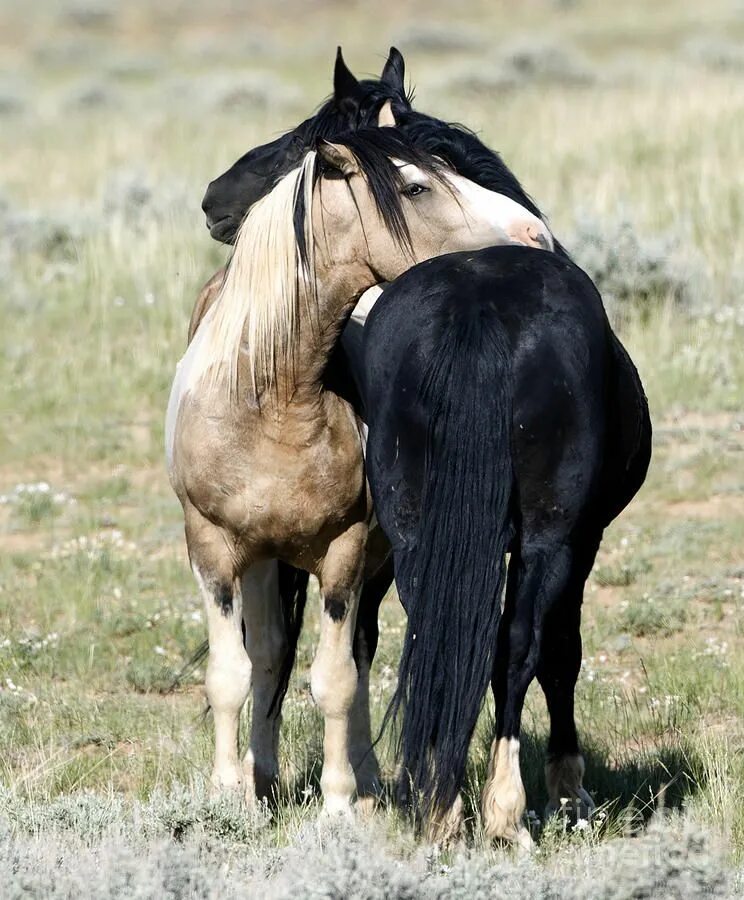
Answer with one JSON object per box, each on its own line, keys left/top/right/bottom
{"left": 387, "top": 306, "right": 514, "bottom": 820}
{"left": 167, "top": 639, "right": 209, "bottom": 693}
{"left": 268, "top": 562, "right": 310, "bottom": 717}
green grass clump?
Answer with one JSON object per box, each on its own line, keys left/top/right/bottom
{"left": 619, "top": 595, "right": 687, "bottom": 637}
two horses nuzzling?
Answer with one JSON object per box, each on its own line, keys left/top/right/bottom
{"left": 168, "top": 46, "right": 650, "bottom": 844}
{"left": 167, "top": 126, "right": 550, "bottom": 814}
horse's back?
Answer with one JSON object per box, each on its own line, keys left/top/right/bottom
{"left": 363, "top": 246, "right": 636, "bottom": 545}
{"left": 364, "top": 245, "right": 610, "bottom": 428}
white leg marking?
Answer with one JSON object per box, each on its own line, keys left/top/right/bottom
{"left": 194, "top": 564, "right": 251, "bottom": 794}
{"left": 310, "top": 587, "right": 360, "bottom": 815}
{"left": 427, "top": 793, "right": 465, "bottom": 847}
{"left": 481, "top": 737, "right": 533, "bottom": 849}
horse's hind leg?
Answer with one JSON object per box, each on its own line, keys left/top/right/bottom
{"left": 240, "top": 561, "right": 285, "bottom": 804}
{"left": 482, "top": 541, "right": 574, "bottom": 848}
{"left": 311, "top": 522, "right": 367, "bottom": 814}
{"left": 349, "top": 555, "right": 393, "bottom": 813}
{"left": 538, "top": 537, "right": 599, "bottom": 821}
{"left": 186, "top": 508, "right": 250, "bottom": 795}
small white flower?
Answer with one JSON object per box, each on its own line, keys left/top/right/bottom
{"left": 154, "top": 645, "right": 167, "bottom": 656}
{"left": 574, "top": 818, "right": 589, "bottom": 831}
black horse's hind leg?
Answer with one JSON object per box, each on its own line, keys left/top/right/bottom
{"left": 536, "top": 535, "right": 600, "bottom": 821}
{"left": 349, "top": 553, "right": 395, "bottom": 809}
{"left": 482, "top": 540, "right": 574, "bottom": 847}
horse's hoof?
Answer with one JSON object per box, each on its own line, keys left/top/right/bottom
{"left": 514, "top": 825, "right": 535, "bottom": 854}
{"left": 355, "top": 793, "right": 380, "bottom": 819}
{"left": 321, "top": 795, "right": 354, "bottom": 818}
{"left": 209, "top": 768, "right": 245, "bottom": 799}
{"left": 545, "top": 787, "right": 595, "bottom": 824}
{"left": 425, "top": 794, "right": 465, "bottom": 849}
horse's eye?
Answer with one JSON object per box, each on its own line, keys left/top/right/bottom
{"left": 403, "top": 183, "right": 429, "bottom": 198}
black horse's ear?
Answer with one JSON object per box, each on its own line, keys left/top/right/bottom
{"left": 334, "top": 46, "right": 363, "bottom": 109}
{"left": 380, "top": 46, "right": 405, "bottom": 92}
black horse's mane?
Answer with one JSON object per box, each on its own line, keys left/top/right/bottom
{"left": 294, "top": 79, "right": 414, "bottom": 146}
{"left": 303, "top": 78, "right": 413, "bottom": 145}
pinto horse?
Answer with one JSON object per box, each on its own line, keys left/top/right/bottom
{"left": 168, "top": 129, "right": 552, "bottom": 813}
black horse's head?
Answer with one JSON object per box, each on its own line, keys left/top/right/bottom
{"left": 202, "top": 47, "right": 410, "bottom": 243}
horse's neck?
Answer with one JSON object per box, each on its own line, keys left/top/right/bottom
{"left": 292, "top": 261, "right": 373, "bottom": 385}
{"left": 236, "top": 267, "right": 372, "bottom": 408}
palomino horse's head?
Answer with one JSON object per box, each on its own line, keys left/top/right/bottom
{"left": 309, "top": 127, "right": 553, "bottom": 284}
{"left": 187, "top": 128, "right": 552, "bottom": 402}
{"left": 201, "top": 47, "right": 410, "bottom": 243}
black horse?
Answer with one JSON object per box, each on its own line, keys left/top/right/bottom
{"left": 197, "top": 47, "right": 650, "bottom": 835}
{"left": 201, "top": 47, "right": 411, "bottom": 243}
{"left": 357, "top": 244, "right": 650, "bottom": 843}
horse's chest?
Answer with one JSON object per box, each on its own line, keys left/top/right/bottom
{"left": 181, "top": 407, "right": 365, "bottom": 544}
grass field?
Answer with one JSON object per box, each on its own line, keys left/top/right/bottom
{"left": 1, "top": 0, "right": 743, "bottom": 895}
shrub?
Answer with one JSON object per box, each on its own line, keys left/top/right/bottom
{"left": 619, "top": 595, "right": 687, "bottom": 638}
{"left": 125, "top": 658, "right": 176, "bottom": 694}
{"left": 0, "top": 207, "right": 89, "bottom": 262}
{"left": 395, "top": 24, "right": 484, "bottom": 53}
{"left": 446, "top": 36, "right": 594, "bottom": 94}
{"left": 0, "top": 86, "right": 27, "bottom": 117}
{"left": 683, "top": 37, "right": 744, "bottom": 73}
{"left": 0, "top": 805, "right": 731, "bottom": 899}
{"left": 100, "top": 167, "right": 193, "bottom": 228}
{"left": 567, "top": 214, "right": 702, "bottom": 323}
{"left": 140, "top": 782, "right": 271, "bottom": 843}
{"left": 64, "top": 79, "right": 120, "bottom": 111}
{"left": 61, "top": 2, "right": 115, "bottom": 29}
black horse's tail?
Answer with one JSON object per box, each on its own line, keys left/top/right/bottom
{"left": 389, "top": 308, "right": 513, "bottom": 820}
{"left": 268, "top": 562, "right": 310, "bottom": 717}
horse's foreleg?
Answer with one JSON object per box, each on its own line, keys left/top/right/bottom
{"left": 187, "top": 513, "right": 250, "bottom": 796}
{"left": 311, "top": 522, "right": 367, "bottom": 814}
{"left": 240, "top": 560, "right": 285, "bottom": 804}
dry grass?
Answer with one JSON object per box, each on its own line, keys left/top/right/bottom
{"left": 1, "top": 0, "right": 743, "bottom": 894}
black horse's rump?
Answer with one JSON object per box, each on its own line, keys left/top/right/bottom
{"left": 362, "top": 246, "right": 651, "bottom": 819}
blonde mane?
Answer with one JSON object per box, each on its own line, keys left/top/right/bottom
{"left": 186, "top": 151, "right": 317, "bottom": 401}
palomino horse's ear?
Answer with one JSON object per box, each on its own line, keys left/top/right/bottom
{"left": 317, "top": 140, "right": 360, "bottom": 177}
{"left": 334, "top": 46, "right": 363, "bottom": 109}
{"left": 380, "top": 46, "right": 405, "bottom": 92}
{"left": 377, "top": 100, "right": 396, "bottom": 127}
